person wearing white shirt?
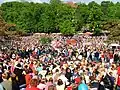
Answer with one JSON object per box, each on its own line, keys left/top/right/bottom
{"left": 37, "top": 80, "right": 46, "bottom": 90}
{"left": 58, "top": 73, "right": 69, "bottom": 86}
{"left": 56, "top": 79, "right": 65, "bottom": 90}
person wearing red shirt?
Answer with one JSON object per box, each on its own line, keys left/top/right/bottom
{"left": 109, "top": 52, "right": 114, "bottom": 64}
{"left": 116, "top": 75, "right": 120, "bottom": 90}
{"left": 26, "top": 79, "right": 40, "bottom": 90}
{"left": 25, "top": 70, "right": 32, "bottom": 86}
{"left": 117, "top": 63, "right": 120, "bottom": 75}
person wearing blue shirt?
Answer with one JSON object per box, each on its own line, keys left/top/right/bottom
{"left": 36, "top": 64, "right": 43, "bottom": 73}
{"left": 0, "top": 84, "right": 3, "bottom": 90}
{"left": 78, "top": 77, "right": 89, "bottom": 90}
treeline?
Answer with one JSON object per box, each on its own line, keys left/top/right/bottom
{"left": 1, "top": 0, "right": 120, "bottom": 36}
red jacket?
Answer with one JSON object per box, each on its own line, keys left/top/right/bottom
{"left": 26, "top": 86, "right": 40, "bottom": 90}
{"left": 117, "top": 66, "right": 120, "bottom": 75}
{"left": 25, "top": 74, "right": 32, "bottom": 86}
{"left": 117, "top": 75, "right": 120, "bottom": 86}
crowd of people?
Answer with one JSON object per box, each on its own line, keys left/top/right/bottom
{"left": 0, "top": 34, "right": 120, "bottom": 90}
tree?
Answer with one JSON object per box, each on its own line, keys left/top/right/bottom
{"left": 115, "top": 3, "right": 120, "bottom": 19}
{"left": 0, "top": 0, "right": 120, "bottom": 37}
{"left": 87, "top": 1, "right": 103, "bottom": 32}
{"left": 59, "top": 20, "right": 75, "bottom": 35}
{"left": 0, "top": 10, "right": 9, "bottom": 36}
{"left": 101, "top": 1, "right": 114, "bottom": 19}
{"left": 108, "top": 20, "right": 120, "bottom": 42}
{"left": 101, "top": 19, "right": 120, "bottom": 42}
{"left": 75, "top": 4, "right": 89, "bottom": 31}
{"left": 50, "top": 0, "right": 61, "bottom": 4}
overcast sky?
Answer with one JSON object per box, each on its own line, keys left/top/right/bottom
{"left": 0, "top": 0, "right": 120, "bottom": 4}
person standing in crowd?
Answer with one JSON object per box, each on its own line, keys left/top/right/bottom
{"left": 98, "top": 72, "right": 113, "bottom": 90}
{"left": 114, "top": 50, "right": 119, "bottom": 63}
{"left": 26, "top": 79, "right": 40, "bottom": 90}
{"left": 37, "top": 79, "right": 46, "bottom": 90}
{"left": 14, "top": 63, "right": 26, "bottom": 89}
{"left": 25, "top": 69, "right": 32, "bottom": 86}
{"left": 78, "top": 77, "right": 88, "bottom": 90}
{"left": 94, "top": 50, "right": 100, "bottom": 62}
{"left": 65, "top": 68, "right": 72, "bottom": 84}
{"left": 0, "top": 34, "right": 120, "bottom": 90}
{"left": 116, "top": 74, "right": 120, "bottom": 90}
{"left": 58, "top": 73, "right": 69, "bottom": 86}
{"left": 11, "top": 73, "right": 20, "bottom": 90}
{"left": 117, "top": 63, "right": 120, "bottom": 75}
{"left": 0, "top": 84, "right": 4, "bottom": 90}
{"left": 0, "top": 72, "right": 12, "bottom": 90}
{"left": 48, "top": 85, "right": 56, "bottom": 90}
{"left": 56, "top": 79, "right": 65, "bottom": 90}
{"left": 45, "top": 78, "right": 53, "bottom": 90}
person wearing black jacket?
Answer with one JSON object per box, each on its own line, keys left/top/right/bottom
{"left": 65, "top": 68, "right": 72, "bottom": 84}
{"left": 14, "top": 63, "right": 26, "bottom": 89}
{"left": 98, "top": 73, "right": 113, "bottom": 90}
{"left": 11, "top": 73, "right": 20, "bottom": 90}
{"left": 114, "top": 53, "right": 119, "bottom": 64}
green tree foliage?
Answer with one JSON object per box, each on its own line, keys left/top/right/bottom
{"left": 102, "top": 19, "right": 120, "bottom": 42}
{"left": 0, "top": 12, "right": 7, "bottom": 36}
{"left": 87, "top": 1, "right": 103, "bottom": 31}
{"left": 75, "top": 4, "right": 89, "bottom": 31}
{"left": 0, "top": 0, "right": 120, "bottom": 40}
{"left": 59, "top": 20, "right": 75, "bottom": 35}
{"left": 0, "top": 10, "right": 14, "bottom": 36}
{"left": 93, "top": 28, "right": 101, "bottom": 36}
{"left": 101, "top": 1, "right": 114, "bottom": 19}
{"left": 1, "top": 1, "right": 76, "bottom": 34}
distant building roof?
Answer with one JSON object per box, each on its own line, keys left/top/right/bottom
{"left": 65, "top": 1, "right": 77, "bottom": 8}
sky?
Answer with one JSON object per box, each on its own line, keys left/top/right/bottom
{"left": 0, "top": 0, "right": 120, "bottom": 4}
